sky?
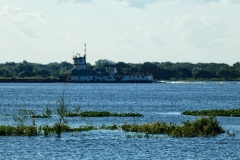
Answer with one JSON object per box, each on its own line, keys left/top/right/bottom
{"left": 0, "top": 0, "right": 240, "bottom": 65}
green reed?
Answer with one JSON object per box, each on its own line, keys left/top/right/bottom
{"left": 64, "top": 111, "right": 143, "bottom": 117}
{"left": 0, "top": 117, "right": 226, "bottom": 137}
{"left": 121, "top": 117, "right": 225, "bottom": 137}
{"left": 182, "top": 109, "right": 240, "bottom": 117}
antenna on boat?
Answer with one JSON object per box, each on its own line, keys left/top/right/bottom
{"left": 73, "top": 51, "right": 74, "bottom": 58}
{"left": 84, "top": 43, "right": 86, "bottom": 58}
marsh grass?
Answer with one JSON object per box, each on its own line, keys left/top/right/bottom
{"left": 98, "top": 124, "right": 118, "bottom": 130}
{"left": 56, "top": 89, "right": 69, "bottom": 124}
{"left": 0, "top": 123, "right": 70, "bottom": 137}
{"left": 121, "top": 117, "right": 225, "bottom": 137}
{"left": 65, "top": 111, "right": 143, "bottom": 117}
{"left": 0, "top": 125, "right": 37, "bottom": 136}
{"left": 0, "top": 90, "right": 227, "bottom": 138}
{"left": 182, "top": 109, "right": 240, "bottom": 117}
{"left": 125, "top": 134, "right": 154, "bottom": 139}
{"left": 12, "top": 107, "right": 36, "bottom": 126}
{"left": 31, "top": 106, "right": 52, "bottom": 118}
{"left": 66, "top": 126, "right": 95, "bottom": 132}
{"left": 0, "top": 117, "right": 225, "bottom": 137}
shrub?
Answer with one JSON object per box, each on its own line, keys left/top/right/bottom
{"left": 121, "top": 117, "right": 225, "bottom": 137}
{"left": 25, "top": 126, "right": 37, "bottom": 136}
{"left": 182, "top": 109, "right": 240, "bottom": 117}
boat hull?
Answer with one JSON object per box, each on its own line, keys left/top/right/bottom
{"left": 0, "top": 79, "right": 153, "bottom": 83}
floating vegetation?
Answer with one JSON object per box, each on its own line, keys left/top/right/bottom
{"left": 121, "top": 117, "right": 225, "bottom": 137}
{"left": 98, "top": 124, "right": 118, "bottom": 130}
{"left": 64, "top": 111, "right": 143, "bottom": 117}
{"left": 0, "top": 124, "right": 119, "bottom": 137}
{"left": 182, "top": 109, "right": 240, "bottom": 117}
{"left": 0, "top": 125, "right": 37, "bottom": 136}
{"left": 31, "top": 115, "right": 49, "bottom": 118}
{"left": 0, "top": 117, "right": 225, "bottom": 138}
{"left": 0, "top": 93, "right": 226, "bottom": 138}
{"left": 14, "top": 106, "right": 52, "bottom": 119}
{"left": 125, "top": 134, "right": 154, "bottom": 139}
{"left": 43, "top": 106, "right": 52, "bottom": 118}
{"left": 56, "top": 90, "right": 69, "bottom": 123}
{"left": 12, "top": 108, "right": 36, "bottom": 126}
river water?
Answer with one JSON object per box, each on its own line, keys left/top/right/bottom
{"left": 0, "top": 82, "right": 240, "bottom": 159}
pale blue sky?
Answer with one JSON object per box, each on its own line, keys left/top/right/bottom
{"left": 0, "top": 0, "right": 240, "bottom": 65}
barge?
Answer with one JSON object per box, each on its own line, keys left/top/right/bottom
{"left": 71, "top": 44, "right": 153, "bottom": 83}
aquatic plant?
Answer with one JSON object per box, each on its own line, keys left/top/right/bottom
{"left": 41, "top": 125, "right": 52, "bottom": 137}
{"left": 121, "top": 117, "right": 225, "bottom": 137}
{"left": 98, "top": 124, "right": 118, "bottom": 130}
{"left": 66, "top": 126, "right": 95, "bottom": 132}
{"left": 79, "top": 111, "right": 111, "bottom": 117}
{"left": 31, "top": 106, "right": 52, "bottom": 118}
{"left": 0, "top": 116, "right": 225, "bottom": 138}
{"left": 125, "top": 133, "right": 153, "bottom": 139}
{"left": 53, "top": 123, "right": 62, "bottom": 137}
{"left": 0, "top": 125, "right": 37, "bottom": 136}
{"left": 0, "top": 126, "right": 14, "bottom": 136}
{"left": 43, "top": 106, "right": 52, "bottom": 118}
{"left": 73, "top": 106, "right": 81, "bottom": 114}
{"left": 12, "top": 108, "right": 36, "bottom": 126}
{"left": 182, "top": 109, "right": 240, "bottom": 117}
{"left": 64, "top": 111, "right": 143, "bottom": 117}
{"left": 31, "top": 115, "right": 49, "bottom": 118}
{"left": 56, "top": 90, "right": 69, "bottom": 123}
{"left": 25, "top": 126, "right": 37, "bottom": 136}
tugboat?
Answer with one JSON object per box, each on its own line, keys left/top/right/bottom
{"left": 71, "top": 44, "right": 153, "bottom": 83}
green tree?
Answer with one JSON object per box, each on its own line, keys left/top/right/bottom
{"left": 18, "top": 71, "right": 34, "bottom": 78}
{"left": 140, "top": 62, "right": 158, "bottom": 73}
{"left": 217, "top": 67, "right": 236, "bottom": 80}
{"left": 233, "top": 62, "right": 240, "bottom": 77}
{"left": 176, "top": 68, "right": 192, "bottom": 79}
{"left": 129, "top": 66, "right": 139, "bottom": 73}
{"left": 193, "top": 70, "right": 212, "bottom": 79}
{"left": 115, "top": 62, "right": 128, "bottom": 73}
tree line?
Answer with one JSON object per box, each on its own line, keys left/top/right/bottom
{"left": 0, "top": 60, "right": 240, "bottom": 80}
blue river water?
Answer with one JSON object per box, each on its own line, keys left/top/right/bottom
{"left": 0, "top": 82, "right": 240, "bottom": 159}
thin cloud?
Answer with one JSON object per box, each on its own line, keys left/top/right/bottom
{"left": 136, "top": 22, "right": 166, "bottom": 46}
{"left": 74, "top": 0, "right": 92, "bottom": 3}
{"left": 170, "top": 14, "right": 226, "bottom": 49}
{"left": 0, "top": 5, "right": 47, "bottom": 19}
{"left": 57, "top": 0, "right": 93, "bottom": 3}
{"left": 0, "top": 5, "right": 46, "bottom": 39}
{"left": 116, "top": 35, "right": 138, "bottom": 45}
{"left": 116, "top": 0, "right": 240, "bottom": 8}
{"left": 57, "top": 0, "right": 70, "bottom": 3}
{"left": 117, "top": 0, "right": 159, "bottom": 8}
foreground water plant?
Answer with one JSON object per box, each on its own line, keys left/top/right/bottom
{"left": 12, "top": 108, "right": 36, "bottom": 126}
{"left": 65, "top": 111, "right": 143, "bottom": 117}
{"left": 31, "top": 106, "right": 52, "bottom": 118}
{"left": 121, "top": 117, "right": 225, "bottom": 137}
{"left": 125, "top": 134, "right": 154, "bottom": 139}
{"left": 56, "top": 90, "right": 69, "bottom": 123}
{"left": 0, "top": 117, "right": 225, "bottom": 138}
{"left": 182, "top": 109, "right": 240, "bottom": 117}
{"left": 0, "top": 125, "right": 37, "bottom": 136}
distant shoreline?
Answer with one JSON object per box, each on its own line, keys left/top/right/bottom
{"left": 0, "top": 78, "right": 153, "bottom": 83}
{"left": 0, "top": 78, "right": 239, "bottom": 83}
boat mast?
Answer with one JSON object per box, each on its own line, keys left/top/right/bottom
{"left": 84, "top": 43, "right": 86, "bottom": 58}
{"left": 84, "top": 43, "right": 87, "bottom": 69}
